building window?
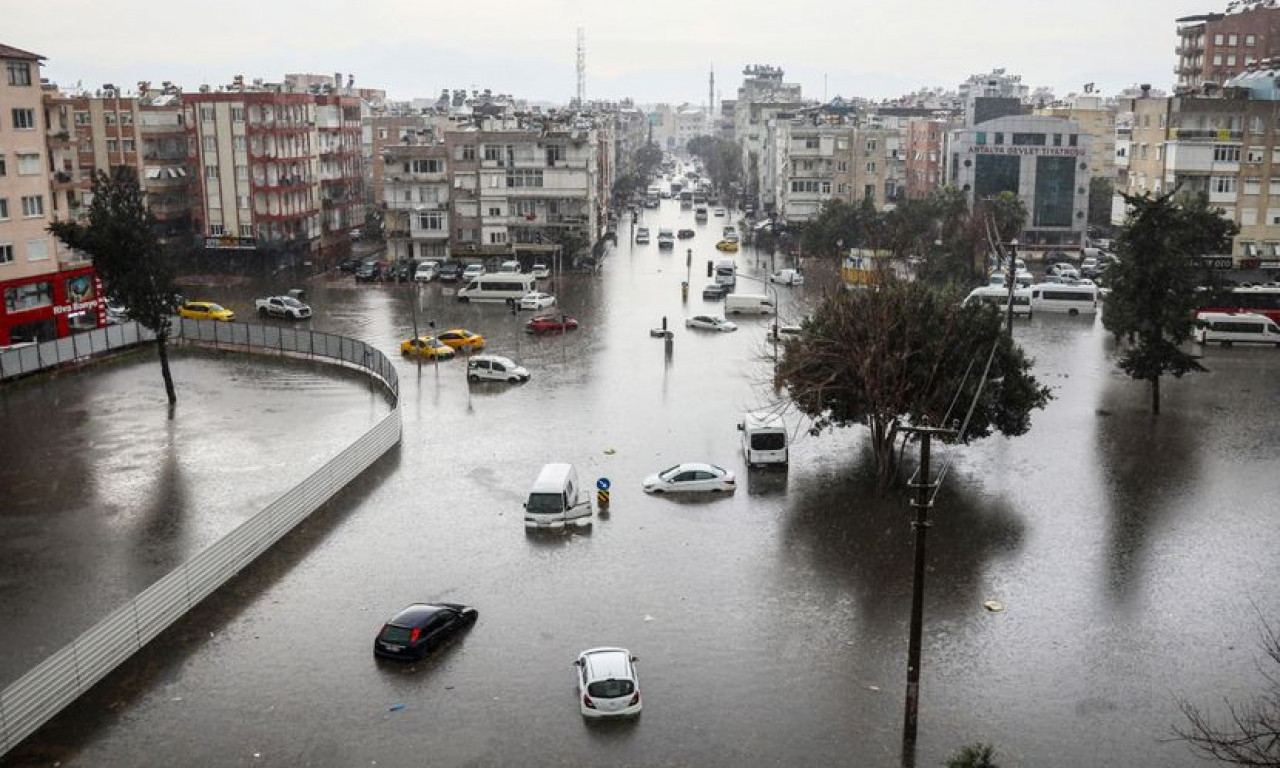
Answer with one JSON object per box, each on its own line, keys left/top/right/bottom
{"left": 803, "top": 137, "right": 819, "bottom": 149}
{"left": 1228, "top": 34, "right": 1238, "bottom": 46}
{"left": 1214, "top": 33, "right": 1224, "bottom": 45}
{"left": 122, "top": 139, "right": 135, "bottom": 153}
{"left": 418, "top": 211, "right": 443, "bottom": 230}
{"left": 74, "top": 111, "right": 90, "bottom": 126}
{"left": 1213, "top": 54, "right": 1224, "bottom": 66}
{"left": 1246, "top": 147, "right": 1265, "bottom": 163}
{"left": 1215, "top": 145, "right": 1241, "bottom": 162}
{"left": 505, "top": 169, "right": 543, "bottom": 188}
{"left": 461, "top": 145, "right": 476, "bottom": 161}
{"left": 1244, "top": 179, "right": 1262, "bottom": 195}
{"left": 1228, "top": 55, "right": 1237, "bottom": 66}
{"left": 1053, "top": 133, "right": 1063, "bottom": 147}
{"left": 865, "top": 162, "right": 876, "bottom": 173}
{"left": 837, "top": 161, "right": 848, "bottom": 172}
{"left": 16, "top": 153, "right": 40, "bottom": 175}
{"left": 231, "top": 107, "right": 245, "bottom": 122}
{"left": 487, "top": 206, "right": 501, "bottom": 216}
{"left": 1246, "top": 34, "right": 1256, "bottom": 46}
{"left": 837, "top": 183, "right": 849, "bottom": 194}
{"left": 1012, "top": 133, "right": 1047, "bottom": 146}
{"left": 821, "top": 181, "right": 831, "bottom": 194}
{"left": 200, "top": 106, "right": 215, "bottom": 122}
{"left": 233, "top": 136, "right": 247, "bottom": 151}
{"left": 0, "top": 244, "right": 12, "bottom": 264}
{"left": 11, "top": 108, "right": 35, "bottom": 130}
{"left": 0, "top": 198, "right": 8, "bottom": 220}
{"left": 236, "top": 194, "right": 249, "bottom": 209}
{"left": 239, "top": 224, "right": 253, "bottom": 237}
{"left": 1250, "top": 116, "right": 1265, "bottom": 134}
{"left": 4, "top": 280, "right": 52, "bottom": 312}
{"left": 6, "top": 61, "right": 32, "bottom": 86}
{"left": 202, "top": 136, "right": 216, "bottom": 153}
{"left": 489, "top": 231, "right": 507, "bottom": 244}
{"left": 21, "top": 195, "right": 43, "bottom": 217}
{"left": 407, "top": 159, "right": 443, "bottom": 174}
{"left": 866, "top": 139, "right": 878, "bottom": 152}
{"left": 994, "top": 132, "right": 1005, "bottom": 145}
{"left": 106, "top": 139, "right": 119, "bottom": 154}
{"left": 545, "top": 144, "right": 564, "bottom": 165}
{"left": 104, "top": 113, "right": 117, "bottom": 126}
{"left": 235, "top": 165, "right": 248, "bottom": 180}
{"left": 1212, "top": 176, "right": 1237, "bottom": 194}
{"left": 483, "top": 144, "right": 509, "bottom": 164}
{"left": 25, "top": 239, "right": 49, "bottom": 261}
{"left": 205, "top": 165, "right": 219, "bottom": 180}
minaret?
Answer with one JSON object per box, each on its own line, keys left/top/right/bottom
{"left": 708, "top": 64, "right": 715, "bottom": 133}
{"left": 575, "top": 28, "right": 586, "bottom": 108}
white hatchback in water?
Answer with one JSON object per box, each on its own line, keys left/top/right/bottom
{"left": 575, "top": 647, "right": 641, "bottom": 718}
{"left": 519, "top": 291, "right": 556, "bottom": 310}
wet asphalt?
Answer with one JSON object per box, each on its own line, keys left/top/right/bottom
{"left": 2, "top": 195, "right": 1279, "bottom": 767}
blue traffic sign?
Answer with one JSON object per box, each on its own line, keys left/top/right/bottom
{"left": 596, "top": 477, "right": 611, "bottom": 490}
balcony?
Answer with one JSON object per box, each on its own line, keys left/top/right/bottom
{"left": 1170, "top": 129, "right": 1242, "bottom": 142}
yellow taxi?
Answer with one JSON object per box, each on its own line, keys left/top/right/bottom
{"left": 436, "top": 329, "right": 486, "bottom": 352}
{"left": 178, "top": 301, "right": 235, "bottom": 321}
{"left": 400, "top": 335, "right": 456, "bottom": 360}
{"left": 715, "top": 240, "right": 740, "bottom": 253}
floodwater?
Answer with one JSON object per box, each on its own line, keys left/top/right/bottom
{"left": 0, "top": 348, "right": 391, "bottom": 686}
{"left": 3, "top": 193, "right": 1279, "bottom": 767}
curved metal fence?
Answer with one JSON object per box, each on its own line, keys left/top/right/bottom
{"left": 0, "top": 319, "right": 401, "bottom": 756}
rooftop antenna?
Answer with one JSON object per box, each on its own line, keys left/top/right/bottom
{"left": 575, "top": 27, "right": 586, "bottom": 108}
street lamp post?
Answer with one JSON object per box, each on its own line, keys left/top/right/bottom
{"left": 1004, "top": 239, "right": 1018, "bottom": 336}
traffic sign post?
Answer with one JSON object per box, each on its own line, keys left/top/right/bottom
{"left": 596, "top": 477, "right": 611, "bottom": 508}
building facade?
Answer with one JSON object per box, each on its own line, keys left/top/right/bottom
{"left": 1, "top": 43, "right": 99, "bottom": 346}
{"left": 184, "top": 83, "right": 363, "bottom": 263}
{"left": 1176, "top": 6, "right": 1280, "bottom": 93}
{"left": 948, "top": 115, "right": 1093, "bottom": 251}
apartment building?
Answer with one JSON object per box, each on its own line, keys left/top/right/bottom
{"left": 1176, "top": 5, "right": 1280, "bottom": 93}
{"left": 184, "top": 81, "right": 363, "bottom": 263}
{"left": 773, "top": 119, "right": 907, "bottom": 223}
{"left": 382, "top": 115, "right": 613, "bottom": 265}
{"left": 948, "top": 115, "right": 1093, "bottom": 252}
{"left": 1123, "top": 68, "right": 1280, "bottom": 266}
{"left": 1, "top": 43, "right": 98, "bottom": 346}
{"left": 906, "top": 119, "right": 950, "bottom": 199}
{"left": 733, "top": 65, "right": 807, "bottom": 212}
{"left": 42, "top": 84, "right": 192, "bottom": 239}
{"left": 1035, "top": 94, "right": 1119, "bottom": 180}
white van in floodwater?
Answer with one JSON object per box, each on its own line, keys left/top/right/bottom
{"left": 964, "top": 286, "right": 1032, "bottom": 316}
{"left": 739, "top": 412, "right": 788, "bottom": 467}
{"left": 523, "top": 463, "right": 592, "bottom": 529}
{"left": 724, "top": 293, "right": 775, "bottom": 315}
{"left": 1195, "top": 312, "right": 1280, "bottom": 346}
{"left": 1030, "top": 283, "right": 1098, "bottom": 315}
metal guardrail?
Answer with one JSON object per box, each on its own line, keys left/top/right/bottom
{"left": 0, "top": 319, "right": 401, "bottom": 756}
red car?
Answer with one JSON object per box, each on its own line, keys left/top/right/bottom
{"left": 526, "top": 314, "right": 580, "bottom": 334}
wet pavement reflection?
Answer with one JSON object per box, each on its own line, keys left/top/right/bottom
{"left": 3, "top": 195, "right": 1279, "bottom": 767}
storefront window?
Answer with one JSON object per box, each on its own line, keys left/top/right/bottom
{"left": 4, "top": 281, "right": 53, "bottom": 313}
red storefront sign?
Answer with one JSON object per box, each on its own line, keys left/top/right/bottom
{"left": 0, "top": 265, "right": 103, "bottom": 346}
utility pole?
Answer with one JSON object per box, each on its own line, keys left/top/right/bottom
{"left": 1004, "top": 238, "right": 1018, "bottom": 335}
{"left": 899, "top": 422, "right": 954, "bottom": 768}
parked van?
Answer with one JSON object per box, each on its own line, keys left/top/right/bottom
{"left": 1030, "top": 283, "right": 1098, "bottom": 315}
{"left": 523, "top": 463, "right": 592, "bottom": 529}
{"left": 499, "top": 260, "right": 522, "bottom": 274}
{"left": 724, "top": 293, "right": 775, "bottom": 315}
{"left": 1195, "top": 312, "right": 1280, "bottom": 346}
{"left": 714, "top": 259, "right": 737, "bottom": 288}
{"left": 964, "top": 286, "right": 1032, "bottom": 316}
{"left": 738, "top": 412, "right": 788, "bottom": 467}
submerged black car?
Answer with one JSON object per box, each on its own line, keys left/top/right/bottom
{"left": 373, "top": 603, "right": 478, "bottom": 660}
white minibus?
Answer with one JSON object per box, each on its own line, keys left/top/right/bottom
{"left": 1030, "top": 283, "right": 1098, "bottom": 315}
{"left": 457, "top": 273, "right": 537, "bottom": 302}
{"left": 964, "top": 286, "right": 1032, "bottom": 316}
{"left": 1195, "top": 312, "right": 1280, "bottom": 346}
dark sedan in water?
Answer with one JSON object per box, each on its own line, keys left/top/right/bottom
{"left": 373, "top": 602, "right": 478, "bottom": 660}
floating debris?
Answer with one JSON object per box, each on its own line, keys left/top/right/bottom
{"left": 984, "top": 600, "right": 1005, "bottom": 612}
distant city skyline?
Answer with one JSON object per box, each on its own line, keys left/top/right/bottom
{"left": 12, "top": 0, "right": 1222, "bottom": 106}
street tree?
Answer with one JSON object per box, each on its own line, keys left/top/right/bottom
{"left": 946, "top": 743, "right": 1001, "bottom": 768}
{"left": 687, "top": 135, "right": 742, "bottom": 197}
{"left": 1101, "top": 192, "right": 1238, "bottom": 414}
{"left": 634, "top": 141, "right": 664, "bottom": 181}
{"left": 1175, "top": 616, "right": 1280, "bottom": 767}
{"left": 1088, "top": 177, "right": 1115, "bottom": 233}
{"left": 49, "top": 168, "right": 180, "bottom": 404}
{"left": 775, "top": 280, "right": 1050, "bottom": 491}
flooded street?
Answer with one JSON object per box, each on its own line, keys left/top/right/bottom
{"left": 3, "top": 197, "right": 1279, "bottom": 767}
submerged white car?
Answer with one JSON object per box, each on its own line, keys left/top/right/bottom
{"left": 467, "top": 354, "right": 530, "bottom": 383}
{"left": 769, "top": 269, "right": 804, "bottom": 286}
{"left": 519, "top": 291, "right": 556, "bottom": 310}
{"left": 575, "top": 647, "right": 641, "bottom": 718}
{"left": 642, "top": 462, "right": 736, "bottom": 494}
{"left": 685, "top": 315, "right": 738, "bottom": 332}
{"left": 531, "top": 263, "right": 551, "bottom": 279}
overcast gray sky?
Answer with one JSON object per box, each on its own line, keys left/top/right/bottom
{"left": 11, "top": 0, "right": 1216, "bottom": 105}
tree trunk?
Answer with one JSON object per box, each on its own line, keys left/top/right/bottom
{"left": 156, "top": 333, "right": 177, "bottom": 405}
{"left": 1150, "top": 374, "right": 1160, "bottom": 415}
{"left": 869, "top": 417, "right": 900, "bottom": 493}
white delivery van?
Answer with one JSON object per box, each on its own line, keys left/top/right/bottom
{"left": 724, "top": 293, "right": 775, "bottom": 315}
{"left": 714, "top": 259, "right": 737, "bottom": 288}
{"left": 523, "top": 463, "right": 592, "bottom": 529}
{"left": 1195, "top": 312, "right": 1280, "bottom": 346}
{"left": 738, "top": 412, "right": 788, "bottom": 467}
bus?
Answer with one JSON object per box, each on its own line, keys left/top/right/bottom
{"left": 457, "top": 273, "right": 536, "bottom": 302}
{"left": 680, "top": 191, "right": 693, "bottom": 209}
{"left": 963, "top": 286, "right": 1032, "bottom": 316}
{"left": 1196, "top": 286, "right": 1280, "bottom": 324}
{"left": 1030, "top": 283, "right": 1098, "bottom": 315}
{"left": 1195, "top": 311, "right": 1280, "bottom": 346}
